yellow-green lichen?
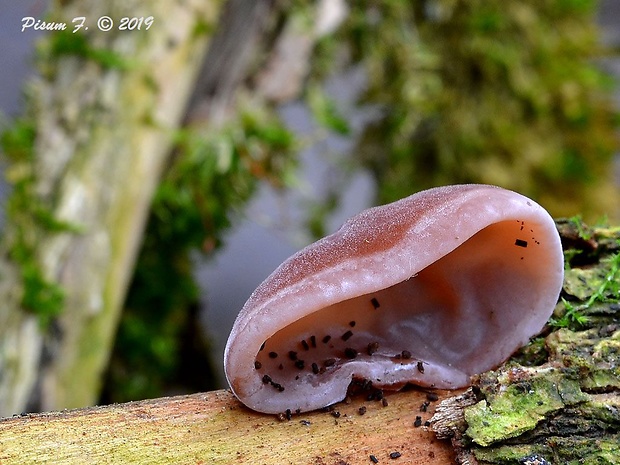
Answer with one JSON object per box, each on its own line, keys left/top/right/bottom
{"left": 547, "top": 327, "right": 620, "bottom": 391}
{"left": 465, "top": 368, "right": 588, "bottom": 447}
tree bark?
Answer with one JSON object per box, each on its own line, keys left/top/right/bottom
{"left": 0, "top": 0, "right": 222, "bottom": 415}
{"left": 0, "top": 387, "right": 459, "bottom": 464}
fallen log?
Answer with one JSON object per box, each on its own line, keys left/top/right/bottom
{"left": 0, "top": 387, "right": 461, "bottom": 464}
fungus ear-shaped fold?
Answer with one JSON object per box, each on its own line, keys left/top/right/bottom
{"left": 224, "top": 184, "right": 564, "bottom": 414}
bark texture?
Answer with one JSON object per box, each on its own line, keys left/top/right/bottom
{"left": 0, "top": 0, "right": 222, "bottom": 415}
{"left": 0, "top": 387, "right": 459, "bottom": 464}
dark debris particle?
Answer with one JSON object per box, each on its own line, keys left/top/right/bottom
{"left": 349, "top": 320, "right": 356, "bottom": 327}
{"left": 515, "top": 238, "right": 528, "bottom": 248}
{"left": 322, "top": 335, "right": 332, "bottom": 344}
{"left": 424, "top": 420, "right": 431, "bottom": 427}
{"left": 367, "top": 342, "right": 379, "bottom": 355}
{"left": 254, "top": 361, "right": 262, "bottom": 370}
{"left": 401, "top": 350, "right": 411, "bottom": 359}
{"left": 295, "top": 360, "right": 305, "bottom": 369}
{"left": 426, "top": 392, "right": 439, "bottom": 402}
{"left": 382, "top": 398, "right": 389, "bottom": 407}
{"left": 301, "top": 340, "right": 310, "bottom": 351}
{"left": 324, "top": 358, "right": 336, "bottom": 367}
{"left": 371, "top": 297, "right": 380, "bottom": 309}
{"left": 358, "top": 406, "right": 367, "bottom": 415}
{"left": 370, "top": 454, "right": 379, "bottom": 464}
{"left": 417, "top": 361, "right": 424, "bottom": 373}
{"left": 331, "top": 410, "right": 341, "bottom": 418}
{"left": 389, "top": 451, "right": 401, "bottom": 459}
{"left": 288, "top": 351, "right": 298, "bottom": 361}
{"left": 310, "top": 335, "right": 317, "bottom": 348}
{"left": 420, "top": 401, "right": 430, "bottom": 412}
{"left": 268, "top": 351, "right": 278, "bottom": 359}
{"left": 300, "top": 419, "right": 311, "bottom": 426}
{"left": 312, "top": 362, "right": 319, "bottom": 374}
{"left": 414, "top": 416, "right": 422, "bottom": 427}
{"left": 285, "top": 409, "right": 292, "bottom": 421}
{"left": 262, "top": 374, "right": 272, "bottom": 384}
{"left": 344, "top": 347, "right": 358, "bottom": 359}
{"left": 341, "top": 330, "right": 353, "bottom": 341}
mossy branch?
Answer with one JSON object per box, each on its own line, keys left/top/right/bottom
{"left": 431, "top": 219, "right": 620, "bottom": 465}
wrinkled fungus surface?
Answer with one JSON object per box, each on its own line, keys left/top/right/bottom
{"left": 224, "top": 185, "right": 564, "bottom": 414}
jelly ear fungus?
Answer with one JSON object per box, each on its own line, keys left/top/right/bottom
{"left": 224, "top": 184, "right": 564, "bottom": 414}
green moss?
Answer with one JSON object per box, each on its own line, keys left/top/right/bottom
{"left": 563, "top": 267, "right": 609, "bottom": 301}
{"left": 450, "top": 221, "right": 620, "bottom": 463}
{"left": 473, "top": 446, "right": 554, "bottom": 464}
{"left": 464, "top": 361, "right": 619, "bottom": 462}
{"left": 312, "top": 0, "right": 619, "bottom": 222}
{"left": 511, "top": 337, "right": 549, "bottom": 366}
{"left": 0, "top": 118, "right": 75, "bottom": 327}
{"left": 552, "top": 236, "right": 620, "bottom": 329}
{"left": 465, "top": 369, "right": 587, "bottom": 447}
{"left": 103, "top": 104, "right": 298, "bottom": 402}
{"left": 474, "top": 436, "right": 620, "bottom": 465}
{"left": 547, "top": 327, "right": 620, "bottom": 391}
{"left": 191, "top": 18, "right": 216, "bottom": 38}
{"left": 306, "top": 83, "right": 350, "bottom": 135}
{"left": 47, "top": 30, "right": 130, "bottom": 70}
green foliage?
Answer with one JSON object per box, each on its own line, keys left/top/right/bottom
{"left": 315, "top": 0, "right": 619, "bottom": 221}
{"left": 103, "top": 106, "right": 297, "bottom": 402}
{"left": 551, "top": 297, "right": 591, "bottom": 328}
{"left": 306, "top": 83, "right": 350, "bottom": 135}
{"left": 552, "top": 244, "right": 620, "bottom": 329}
{"left": 0, "top": 119, "right": 68, "bottom": 327}
{"left": 46, "top": 30, "right": 130, "bottom": 70}
{"left": 160, "top": 109, "right": 296, "bottom": 243}
{"left": 568, "top": 214, "right": 593, "bottom": 240}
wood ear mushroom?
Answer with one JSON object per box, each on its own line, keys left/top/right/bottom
{"left": 224, "top": 184, "right": 564, "bottom": 414}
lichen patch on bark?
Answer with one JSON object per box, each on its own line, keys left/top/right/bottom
{"left": 431, "top": 219, "right": 620, "bottom": 464}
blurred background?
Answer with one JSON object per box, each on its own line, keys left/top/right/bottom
{"left": 0, "top": 0, "right": 618, "bottom": 415}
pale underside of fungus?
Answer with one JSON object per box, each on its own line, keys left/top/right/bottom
{"left": 224, "top": 184, "right": 564, "bottom": 414}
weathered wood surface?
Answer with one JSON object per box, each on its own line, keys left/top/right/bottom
{"left": 0, "top": 388, "right": 462, "bottom": 464}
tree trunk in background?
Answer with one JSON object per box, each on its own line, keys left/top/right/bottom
{"left": 0, "top": 0, "right": 221, "bottom": 415}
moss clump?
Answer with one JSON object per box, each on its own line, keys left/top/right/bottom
{"left": 0, "top": 118, "right": 74, "bottom": 327}
{"left": 313, "top": 0, "right": 619, "bottom": 223}
{"left": 46, "top": 30, "right": 130, "bottom": 70}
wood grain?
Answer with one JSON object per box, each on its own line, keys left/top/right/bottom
{"left": 0, "top": 388, "right": 463, "bottom": 464}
